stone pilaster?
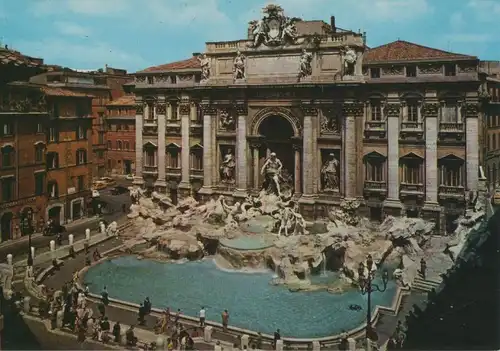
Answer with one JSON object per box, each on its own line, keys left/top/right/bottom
{"left": 342, "top": 103, "right": 363, "bottom": 199}
{"left": 292, "top": 143, "right": 302, "bottom": 196}
{"left": 421, "top": 102, "right": 443, "bottom": 233}
{"left": 178, "top": 102, "right": 191, "bottom": 198}
{"left": 300, "top": 107, "right": 316, "bottom": 199}
{"left": 154, "top": 100, "right": 167, "bottom": 191}
{"left": 466, "top": 103, "right": 480, "bottom": 192}
{"left": 133, "top": 99, "right": 144, "bottom": 186}
{"left": 383, "top": 103, "right": 403, "bottom": 214}
{"left": 198, "top": 104, "right": 217, "bottom": 198}
{"left": 234, "top": 105, "right": 248, "bottom": 199}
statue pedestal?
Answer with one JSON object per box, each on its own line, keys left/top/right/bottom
{"left": 154, "top": 179, "right": 167, "bottom": 193}
{"left": 178, "top": 182, "right": 191, "bottom": 199}
{"left": 132, "top": 176, "right": 144, "bottom": 187}
{"left": 298, "top": 195, "right": 315, "bottom": 220}
{"left": 232, "top": 189, "right": 248, "bottom": 201}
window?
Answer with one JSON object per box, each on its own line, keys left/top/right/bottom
{"left": 444, "top": 64, "right": 456, "bottom": 76}
{"left": 77, "top": 126, "right": 86, "bottom": 140}
{"left": 145, "top": 149, "right": 156, "bottom": 167}
{"left": 36, "top": 123, "right": 44, "bottom": 133}
{"left": 98, "top": 132, "right": 105, "bottom": 144}
{"left": 406, "top": 66, "right": 416, "bottom": 77}
{"left": 147, "top": 102, "right": 155, "bottom": 120}
{"left": 1, "top": 177, "right": 14, "bottom": 202}
{"left": 171, "top": 102, "right": 178, "bottom": 120}
{"left": 370, "top": 101, "right": 382, "bottom": 121}
{"left": 1, "top": 122, "right": 13, "bottom": 136}
{"left": 370, "top": 68, "right": 380, "bottom": 78}
{"left": 35, "top": 173, "right": 45, "bottom": 196}
{"left": 167, "top": 146, "right": 180, "bottom": 168}
{"left": 77, "top": 175, "right": 85, "bottom": 191}
{"left": 35, "top": 144, "right": 45, "bottom": 163}
{"left": 76, "top": 149, "right": 87, "bottom": 165}
{"left": 52, "top": 103, "right": 60, "bottom": 118}
{"left": 441, "top": 101, "right": 460, "bottom": 123}
{"left": 1, "top": 146, "right": 14, "bottom": 168}
{"left": 440, "top": 162, "right": 464, "bottom": 187}
{"left": 117, "top": 141, "right": 122, "bottom": 150}
{"left": 124, "top": 141, "right": 130, "bottom": 150}
{"left": 124, "top": 124, "right": 129, "bottom": 131}
{"left": 98, "top": 112, "right": 104, "bottom": 125}
{"left": 171, "top": 75, "right": 177, "bottom": 84}
{"left": 190, "top": 147, "right": 203, "bottom": 170}
{"left": 401, "top": 158, "right": 423, "bottom": 184}
{"left": 364, "top": 159, "right": 384, "bottom": 181}
{"left": 407, "top": 102, "right": 419, "bottom": 122}
{"left": 48, "top": 127, "right": 58, "bottom": 142}
{"left": 107, "top": 140, "right": 112, "bottom": 149}
{"left": 48, "top": 181, "right": 58, "bottom": 198}
{"left": 97, "top": 151, "right": 104, "bottom": 159}
{"left": 47, "top": 152, "right": 59, "bottom": 169}
{"left": 147, "top": 76, "right": 154, "bottom": 84}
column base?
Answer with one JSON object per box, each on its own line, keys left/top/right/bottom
{"left": 422, "top": 202, "right": 444, "bottom": 234}
{"left": 154, "top": 179, "right": 167, "bottom": 193}
{"left": 198, "top": 186, "right": 214, "bottom": 202}
{"left": 382, "top": 198, "right": 404, "bottom": 217}
{"left": 178, "top": 182, "right": 192, "bottom": 199}
{"left": 298, "top": 195, "right": 315, "bottom": 220}
{"left": 132, "top": 176, "right": 144, "bottom": 186}
{"left": 232, "top": 189, "right": 248, "bottom": 200}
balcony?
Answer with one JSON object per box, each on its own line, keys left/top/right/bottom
{"left": 438, "top": 122, "right": 465, "bottom": 142}
{"left": 400, "top": 183, "right": 424, "bottom": 200}
{"left": 166, "top": 167, "right": 181, "bottom": 178}
{"left": 363, "top": 180, "right": 387, "bottom": 199}
{"left": 364, "top": 120, "right": 387, "bottom": 139}
{"left": 400, "top": 121, "right": 424, "bottom": 141}
{"left": 190, "top": 169, "right": 204, "bottom": 179}
{"left": 166, "top": 122, "right": 181, "bottom": 136}
{"left": 143, "top": 165, "right": 158, "bottom": 175}
{"left": 438, "top": 185, "right": 465, "bottom": 202}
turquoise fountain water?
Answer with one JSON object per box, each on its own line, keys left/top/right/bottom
{"left": 84, "top": 256, "right": 397, "bottom": 338}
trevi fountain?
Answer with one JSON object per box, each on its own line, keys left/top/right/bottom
{"left": 84, "top": 154, "right": 488, "bottom": 338}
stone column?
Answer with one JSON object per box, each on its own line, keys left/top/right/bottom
{"left": 293, "top": 144, "right": 301, "bottom": 196}
{"left": 234, "top": 105, "right": 248, "bottom": 198}
{"left": 252, "top": 145, "right": 260, "bottom": 190}
{"left": 199, "top": 104, "right": 217, "bottom": 198}
{"left": 178, "top": 102, "right": 191, "bottom": 198}
{"left": 155, "top": 100, "right": 167, "bottom": 191}
{"left": 383, "top": 103, "right": 403, "bottom": 213}
{"left": 342, "top": 103, "right": 363, "bottom": 199}
{"left": 133, "top": 99, "right": 144, "bottom": 186}
{"left": 466, "top": 103, "right": 480, "bottom": 191}
{"left": 300, "top": 107, "right": 316, "bottom": 197}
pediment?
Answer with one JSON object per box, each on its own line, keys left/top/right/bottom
{"left": 166, "top": 142, "right": 181, "bottom": 149}
{"left": 190, "top": 143, "right": 203, "bottom": 150}
{"left": 143, "top": 141, "right": 158, "bottom": 148}
{"left": 400, "top": 152, "right": 423, "bottom": 160}
{"left": 363, "top": 151, "right": 386, "bottom": 160}
{"left": 439, "top": 154, "right": 464, "bottom": 162}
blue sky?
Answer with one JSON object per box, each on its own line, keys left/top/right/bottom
{"left": 0, "top": 0, "right": 498, "bottom": 73}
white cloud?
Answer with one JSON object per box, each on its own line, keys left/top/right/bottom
{"left": 467, "top": 0, "right": 500, "bottom": 21}
{"left": 443, "top": 33, "right": 495, "bottom": 44}
{"left": 54, "top": 21, "right": 91, "bottom": 37}
{"left": 17, "top": 38, "right": 148, "bottom": 70}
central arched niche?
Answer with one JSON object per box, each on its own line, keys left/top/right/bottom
{"left": 257, "top": 115, "right": 295, "bottom": 187}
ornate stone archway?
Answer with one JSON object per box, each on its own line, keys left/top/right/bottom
{"left": 250, "top": 107, "right": 302, "bottom": 137}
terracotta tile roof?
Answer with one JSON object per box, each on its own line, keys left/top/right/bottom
{"left": 0, "top": 48, "right": 44, "bottom": 67}
{"left": 364, "top": 40, "right": 476, "bottom": 63}
{"left": 107, "top": 95, "right": 136, "bottom": 106}
{"left": 41, "top": 86, "right": 93, "bottom": 98}
{"left": 136, "top": 57, "right": 200, "bottom": 73}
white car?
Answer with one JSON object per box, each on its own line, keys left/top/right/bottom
{"left": 125, "top": 174, "right": 134, "bottom": 180}
{"left": 92, "top": 189, "right": 100, "bottom": 198}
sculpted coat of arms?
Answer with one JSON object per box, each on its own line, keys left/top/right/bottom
{"left": 248, "top": 4, "right": 303, "bottom": 48}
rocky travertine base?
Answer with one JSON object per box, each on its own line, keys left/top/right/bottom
{"left": 122, "top": 187, "right": 486, "bottom": 292}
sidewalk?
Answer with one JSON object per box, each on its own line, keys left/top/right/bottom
{"left": 0, "top": 216, "right": 100, "bottom": 250}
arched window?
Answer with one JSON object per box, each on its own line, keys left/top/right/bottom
{"left": 76, "top": 149, "right": 87, "bottom": 165}
{"left": 48, "top": 181, "right": 59, "bottom": 198}
{"left": 124, "top": 141, "right": 130, "bottom": 150}
{"left": 34, "top": 143, "right": 45, "bottom": 163}
{"left": 117, "top": 140, "right": 123, "bottom": 150}
{"left": 107, "top": 140, "right": 112, "bottom": 149}
{"left": 1, "top": 145, "right": 15, "bottom": 168}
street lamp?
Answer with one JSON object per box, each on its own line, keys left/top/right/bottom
{"left": 357, "top": 254, "right": 389, "bottom": 341}
{"left": 22, "top": 209, "right": 34, "bottom": 267}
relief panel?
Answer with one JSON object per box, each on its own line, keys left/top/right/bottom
{"left": 247, "top": 55, "right": 301, "bottom": 76}
{"left": 217, "top": 58, "right": 233, "bottom": 75}
{"left": 319, "top": 53, "right": 341, "bottom": 72}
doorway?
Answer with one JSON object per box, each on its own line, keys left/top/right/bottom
{"left": 257, "top": 115, "right": 295, "bottom": 189}
{"left": 20, "top": 207, "right": 34, "bottom": 236}
{"left": 124, "top": 160, "right": 132, "bottom": 175}
{"left": 72, "top": 200, "right": 83, "bottom": 220}
{"left": 48, "top": 206, "right": 62, "bottom": 225}
{"left": 0, "top": 212, "right": 13, "bottom": 242}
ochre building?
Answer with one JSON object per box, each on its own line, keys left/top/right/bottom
{"left": 132, "top": 5, "right": 484, "bottom": 233}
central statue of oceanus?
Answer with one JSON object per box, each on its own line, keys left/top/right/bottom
{"left": 261, "top": 152, "right": 283, "bottom": 197}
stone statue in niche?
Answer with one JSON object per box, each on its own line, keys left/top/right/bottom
{"left": 342, "top": 46, "right": 357, "bottom": 76}
{"left": 321, "top": 152, "right": 340, "bottom": 191}
{"left": 321, "top": 108, "right": 340, "bottom": 133}
{"left": 197, "top": 54, "right": 211, "bottom": 81}
{"left": 261, "top": 152, "right": 283, "bottom": 197}
{"left": 219, "top": 148, "right": 236, "bottom": 184}
{"left": 233, "top": 51, "right": 246, "bottom": 80}
{"left": 219, "top": 109, "right": 235, "bottom": 130}
{"left": 298, "top": 49, "right": 312, "bottom": 80}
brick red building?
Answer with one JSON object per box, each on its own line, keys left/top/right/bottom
{"left": 105, "top": 95, "right": 136, "bottom": 176}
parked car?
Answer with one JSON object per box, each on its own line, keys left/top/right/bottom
{"left": 111, "top": 185, "right": 130, "bottom": 195}
{"left": 493, "top": 187, "right": 500, "bottom": 206}
{"left": 125, "top": 174, "right": 134, "bottom": 181}
{"left": 92, "top": 181, "right": 107, "bottom": 190}
{"left": 100, "top": 177, "right": 117, "bottom": 187}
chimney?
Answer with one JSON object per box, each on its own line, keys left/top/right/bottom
{"left": 330, "top": 16, "right": 336, "bottom": 33}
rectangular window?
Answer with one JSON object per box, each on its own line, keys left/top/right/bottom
{"left": 35, "top": 173, "right": 45, "bottom": 196}
{"left": 77, "top": 175, "right": 85, "bottom": 191}
{"left": 370, "top": 103, "right": 382, "bottom": 121}
{"left": 441, "top": 102, "right": 458, "bottom": 123}
{"left": 365, "top": 161, "right": 384, "bottom": 181}
{"left": 407, "top": 103, "right": 419, "bottom": 122}
{"left": 1, "top": 149, "right": 13, "bottom": 168}
{"left": 98, "top": 132, "right": 105, "bottom": 144}
{"left": 48, "top": 127, "right": 57, "bottom": 142}
{"left": 1, "top": 123, "right": 13, "bottom": 136}
{"left": 167, "top": 150, "right": 180, "bottom": 168}
{"left": 77, "top": 126, "right": 86, "bottom": 140}
{"left": 35, "top": 146, "right": 44, "bottom": 163}
{"left": 444, "top": 64, "right": 456, "bottom": 76}
{"left": 97, "top": 151, "right": 104, "bottom": 159}
{"left": 36, "top": 123, "right": 44, "bottom": 133}
{"left": 406, "top": 66, "right": 416, "bottom": 77}
{"left": 370, "top": 68, "right": 380, "bottom": 79}
{"left": 440, "top": 164, "right": 463, "bottom": 187}
{"left": 190, "top": 150, "right": 203, "bottom": 170}
{"left": 401, "top": 162, "right": 422, "bottom": 184}
{"left": 76, "top": 150, "right": 86, "bottom": 165}
{"left": 145, "top": 149, "right": 156, "bottom": 167}
{"left": 1, "top": 178, "right": 14, "bottom": 202}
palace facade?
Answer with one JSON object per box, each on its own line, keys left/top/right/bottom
{"left": 132, "top": 5, "right": 484, "bottom": 233}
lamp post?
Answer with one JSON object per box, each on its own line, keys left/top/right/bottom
{"left": 23, "top": 209, "right": 34, "bottom": 267}
{"left": 357, "top": 254, "right": 389, "bottom": 341}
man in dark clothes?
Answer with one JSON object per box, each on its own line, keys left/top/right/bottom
{"left": 138, "top": 303, "right": 146, "bottom": 325}
{"left": 113, "top": 321, "right": 122, "bottom": 343}
{"left": 273, "top": 329, "right": 281, "bottom": 349}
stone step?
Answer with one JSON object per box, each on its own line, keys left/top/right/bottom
{"left": 413, "top": 277, "right": 441, "bottom": 293}
{"left": 414, "top": 276, "right": 442, "bottom": 285}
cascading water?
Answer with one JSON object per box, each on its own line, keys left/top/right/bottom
{"left": 321, "top": 252, "right": 327, "bottom": 277}
{"left": 273, "top": 263, "right": 279, "bottom": 279}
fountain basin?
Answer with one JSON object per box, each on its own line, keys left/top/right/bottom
{"left": 84, "top": 256, "right": 397, "bottom": 338}
{"left": 220, "top": 235, "right": 275, "bottom": 251}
